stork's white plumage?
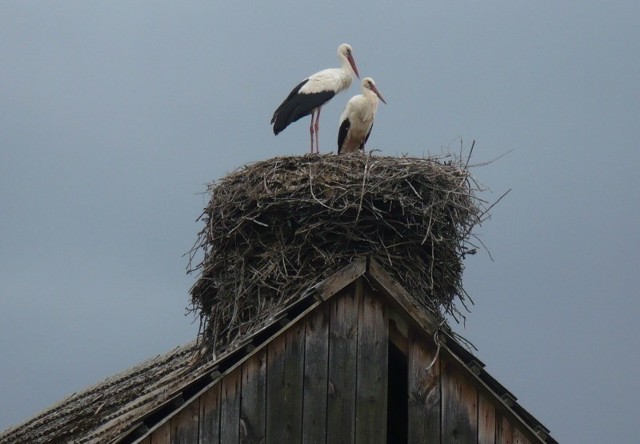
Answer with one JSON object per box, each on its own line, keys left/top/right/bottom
{"left": 337, "top": 77, "right": 386, "bottom": 154}
{"left": 271, "top": 44, "right": 360, "bottom": 153}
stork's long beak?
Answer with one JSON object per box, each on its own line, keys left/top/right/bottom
{"left": 372, "top": 84, "right": 387, "bottom": 104}
{"left": 348, "top": 55, "right": 360, "bottom": 79}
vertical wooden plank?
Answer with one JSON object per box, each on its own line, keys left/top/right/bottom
{"left": 302, "top": 305, "right": 330, "bottom": 443}
{"left": 496, "top": 413, "right": 513, "bottom": 444}
{"left": 478, "top": 394, "right": 496, "bottom": 444}
{"left": 441, "top": 361, "right": 478, "bottom": 443}
{"left": 327, "top": 286, "right": 359, "bottom": 444}
{"left": 139, "top": 437, "right": 151, "bottom": 444}
{"left": 266, "top": 322, "right": 305, "bottom": 443}
{"left": 513, "top": 427, "right": 531, "bottom": 444}
{"left": 220, "top": 368, "right": 242, "bottom": 444}
{"left": 170, "top": 398, "right": 200, "bottom": 444}
{"left": 199, "top": 382, "right": 221, "bottom": 444}
{"left": 407, "top": 333, "right": 441, "bottom": 442}
{"left": 355, "top": 283, "right": 388, "bottom": 444}
{"left": 150, "top": 421, "right": 171, "bottom": 444}
{"left": 240, "top": 348, "right": 267, "bottom": 443}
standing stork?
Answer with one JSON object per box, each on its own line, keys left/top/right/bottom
{"left": 337, "top": 77, "right": 386, "bottom": 154}
{"left": 271, "top": 44, "right": 359, "bottom": 153}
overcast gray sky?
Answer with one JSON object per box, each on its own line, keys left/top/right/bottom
{"left": 1, "top": 2, "right": 639, "bottom": 442}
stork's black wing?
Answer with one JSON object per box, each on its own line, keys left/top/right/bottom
{"left": 271, "top": 79, "right": 335, "bottom": 135}
{"left": 360, "top": 123, "right": 374, "bottom": 151}
{"left": 337, "top": 118, "right": 351, "bottom": 154}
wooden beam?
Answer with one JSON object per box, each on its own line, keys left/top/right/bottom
{"left": 367, "top": 258, "right": 439, "bottom": 334}
{"left": 315, "top": 257, "right": 367, "bottom": 301}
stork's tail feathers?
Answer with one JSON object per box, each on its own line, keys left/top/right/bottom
{"left": 271, "top": 110, "right": 293, "bottom": 135}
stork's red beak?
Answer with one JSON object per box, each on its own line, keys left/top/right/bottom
{"left": 372, "top": 84, "right": 387, "bottom": 104}
{"left": 348, "top": 54, "right": 360, "bottom": 79}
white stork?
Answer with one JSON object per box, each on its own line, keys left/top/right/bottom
{"left": 271, "top": 44, "right": 360, "bottom": 154}
{"left": 337, "top": 77, "right": 386, "bottom": 154}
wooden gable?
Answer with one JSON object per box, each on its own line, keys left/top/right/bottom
{"left": 132, "top": 259, "right": 549, "bottom": 444}
{"left": 1, "top": 258, "right": 554, "bottom": 443}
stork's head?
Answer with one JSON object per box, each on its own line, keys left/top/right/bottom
{"left": 362, "top": 77, "right": 387, "bottom": 104}
{"left": 338, "top": 43, "right": 360, "bottom": 79}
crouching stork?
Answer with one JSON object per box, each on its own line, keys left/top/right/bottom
{"left": 337, "top": 77, "right": 386, "bottom": 154}
{"left": 271, "top": 44, "right": 360, "bottom": 153}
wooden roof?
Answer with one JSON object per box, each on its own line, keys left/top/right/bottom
{"left": 0, "top": 258, "right": 556, "bottom": 444}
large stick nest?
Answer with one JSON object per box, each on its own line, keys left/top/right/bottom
{"left": 188, "top": 154, "right": 485, "bottom": 352}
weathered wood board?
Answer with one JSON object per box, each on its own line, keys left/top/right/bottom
{"left": 355, "top": 281, "right": 388, "bottom": 444}
{"left": 240, "top": 348, "right": 266, "bottom": 443}
{"left": 327, "top": 286, "right": 359, "bottom": 444}
{"left": 219, "top": 367, "right": 241, "bottom": 444}
{"left": 198, "top": 383, "right": 221, "bottom": 444}
{"left": 441, "top": 360, "right": 478, "bottom": 443}
{"left": 302, "top": 304, "right": 330, "bottom": 443}
{"left": 265, "top": 322, "right": 305, "bottom": 443}
{"left": 407, "top": 333, "right": 441, "bottom": 442}
{"left": 170, "top": 399, "right": 199, "bottom": 444}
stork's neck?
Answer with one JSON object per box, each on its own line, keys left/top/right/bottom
{"left": 340, "top": 55, "right": 356, "bottom": 78}
{"left": 363, "top": 88, "right": 378, "bottom": 101}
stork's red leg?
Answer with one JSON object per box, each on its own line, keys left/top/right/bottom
{"left": 309, "top": 110, "right": 316, "bottom": 153}
{"left": 314, "top": 107, "right": 321, "bottom": 153}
